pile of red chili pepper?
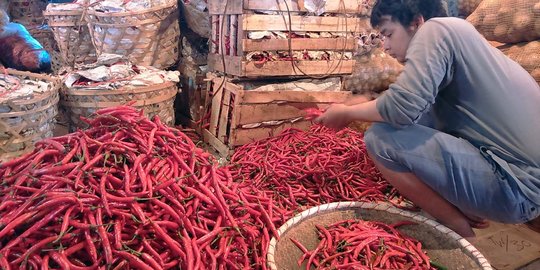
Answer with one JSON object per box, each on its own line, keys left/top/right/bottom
{"left": 229, "top": 125, "right": 403, "bottom": 214}
{"left": 0, "top": 106, "right": 282, "bottom": 270}
{"left": 291, "top": 220, "right": 437, "bottom": 270}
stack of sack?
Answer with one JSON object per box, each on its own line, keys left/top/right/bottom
{"left": 467, "top": 0, "right": 540, "bottom": 84}
{"left": 343, "top": 0, "right": 403, "bottom": 100}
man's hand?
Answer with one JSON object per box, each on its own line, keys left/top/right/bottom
{"left": 314, "top": 103, "right": 352, "bottom": 130}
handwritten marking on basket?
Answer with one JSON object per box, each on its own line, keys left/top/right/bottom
{"left": 486, "top": 231, "right": 534, "bottom": 253}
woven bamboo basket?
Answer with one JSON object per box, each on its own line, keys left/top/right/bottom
{"left": 26, "top": 24, "right": 58, "bottom": 53}
{"left": 60, "top": 82, "right": 178, "bottom": 131}
{"left": 85, "top": 3, "right": 180, "bottom": 69}
{"left": 24, "top": 23, "right": 64, "bottom": 73}
{"left": 0, "top": 69, "right": 59, "bottom": 162}
{"left": 8, "top": 0, "right": 47, "bottom": 24}
{"left": 43, "top": 6, "right": 97, "bottom": 67}
{"left": 268, "top": 201, "right": 493, "bottom": 270}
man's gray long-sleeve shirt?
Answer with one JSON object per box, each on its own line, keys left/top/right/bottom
{"left": 376, "top": 17, "right": 540, "bottom": 205}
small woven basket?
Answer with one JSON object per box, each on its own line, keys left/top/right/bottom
{"left": 268, "top": 201, "right": 493, "bottom": 270}
{"left": 85, "top": 3, "right": 180, "bottom": 69}
{"left": 60, "top": 81, "right": 178, "bottom": 131}
{"left": 43, "top": 5, "right": 97, "bottom": 67}
{"left": 0, "top": 69, "right": 59, "bottom": 162}
{"left": 8, "top": 0, "right": 47, "bottom": 24}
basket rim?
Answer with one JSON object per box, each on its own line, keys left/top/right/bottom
{"left": 43, "top": 9, "right": 84, "bottom": 16}
{"left": 59, "top": 81, "right": 177, "bottom": 108}
{"left": 1, "top": 69, "right": 60, "bottom": 107}
{"left": 61, "top": 81, "right": 177, "bottom": 95}
{"left": 267, "top": 201, "right": 494, "bottom": 270}
{"left": 86, "top": 2, "right": 177, "bottom": 17}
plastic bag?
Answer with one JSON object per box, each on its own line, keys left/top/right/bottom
{"left": 0, "top": 22, "right": 51, "bottom": 72}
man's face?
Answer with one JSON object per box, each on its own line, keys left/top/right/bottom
{"left": 378, "top": 15, "right": 417, "bottom": 63}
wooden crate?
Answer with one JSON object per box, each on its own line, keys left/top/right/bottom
{"left": 208, "top": 0, "right": 375, "bottom": 78}
{"left": 203, "top": 73, "right": 352, "bottom": 157}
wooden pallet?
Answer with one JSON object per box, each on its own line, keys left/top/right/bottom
{"left": 203, "top": 73, "right": 352, "bottom": 157}
{"left": 208, "top": 0, "right": 375, "bottom": 78}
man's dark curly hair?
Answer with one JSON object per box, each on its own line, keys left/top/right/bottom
{"left": 370, "top": 0, "right": 448, "bottom": 28}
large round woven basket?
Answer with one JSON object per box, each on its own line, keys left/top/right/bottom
{"left": 60, "top": 81, "right": 178, "bottom": 131}
{"left": 0, "top": 69, "right": 59, "bottom": 162}
{"left": 43, "top": 6, "right": 97, "bottom": 67}
{"left": 85, "top": 3, "right": 180, "bottom": 69}
{"left": 268, "top": 201, "right": 493, "bottom": 270}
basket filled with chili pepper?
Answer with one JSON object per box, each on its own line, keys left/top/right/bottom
{"left": 0, "top": 68, "right": 59, "bottom": 161}
{"left": 268, "top": 201, "right": 493, "bottom": 270}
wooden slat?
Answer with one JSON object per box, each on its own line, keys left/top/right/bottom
{"left": 203, "top": 129, "right": 232, "bottom": 157}
{"left": 209, "top": 78, "right": 225, "bottom": 136}
{"left": 209, "top": 54, "right": 356, "bottom": 77}
{"left": 245, "top": 0, "right": 367, "bottom": 14}
{"left": 230, "top": 15, "right": 238, "bottom": 56}
{"left": 217, "top": 88, "right": 232, "bottom": 142}
{"left": 225, "top": 15, "right": 232, "bottom": 55}
{"left": 227, "top": 87, "right": 243, "bottom": 147}
{"left": 208, "top": 54, "right": 244, "bottom": 76}
{"left": 211, "top": 15, "right": 219, "bottom": 53}
{"left": 236, "top": 14, "right": 244, "bottom": 56}
{"left": 231, "top": 120, "right": 313, "bottom": 146}
{"left": 236, "top": 102, "right": 332, "bottom": 125}
{"left": 242, "top": 60, "right": 355, "bottom": 77}
{"left": 242, "top": 38, "right": 357, "bottom": 52}
{"left": 241, "top": 90, "right": 350, "bottom": 104}
{"left": 243, "top": 14, "right": 371, "bottom": 32}
{"left": 208, "top": 0, "right": 244, "bottom": 15}
{"left": 218, "top": 15, "right": 224, "bottom": 55}
{"left": 208, "top": 0, "right": 370, "bottom": 15}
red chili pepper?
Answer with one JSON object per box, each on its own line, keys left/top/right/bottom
{"left": 292, "top": 219, "right": 436, "bottom": 269}
{"left": 114, "top": 250, "right": 154, "bottom": 270}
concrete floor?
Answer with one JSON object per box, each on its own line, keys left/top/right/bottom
{"left": 472, "top": 223, "right": 540, "bottom": 270}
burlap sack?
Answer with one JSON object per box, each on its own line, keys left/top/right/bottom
{"left": 182, "top": 0, "right": 210, "bottom": 39}
{"left": 499, "top": 41, "right": 540, "bottom": 84}
{"left": 458, "top": 0, "right": 483, "bottom": 17}
{"left": 467, "top": 0, "right": 540, "bottom": 43}
{"left": 343, "top": 49, "right": 403, "bottom": 97}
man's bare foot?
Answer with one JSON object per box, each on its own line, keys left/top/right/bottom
{"left": 464, "top": 213, "right": 490, "bottom": 229}
{"left": 525, "top": 216, "right": 540, "bottom": 233}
